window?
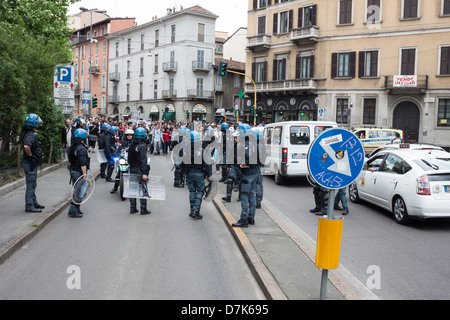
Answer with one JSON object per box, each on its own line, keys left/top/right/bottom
{"left": 257, "top": 16, "right": 266, "bottom": 35}
{"left": 443, "top": 0, "right": 450, "bottom": 15}
{"left": 155, "top": 30, "right": 159, "bottom": 47}
{"left": 196, "top": 50, "right": 205, "bottom": 69}
{"left": 273, "top": 10, "right": 293, "bottom": 34}
{"left": 273, "top": 126, "right": 282, "bottom": 145}
{"left": 366, "top": 154, "right": 385, "bottom": 171}
{"left": 290, "top": 126, "right": 310, "bottom": 145}
{"left": 126, "top": 84, "right": 130, "bottom": 101}
{"left": 252, "top": 61, "right": 267, "bottom": 82}
{"left": 363, "top": 98, "right": 376, "bottom": 124}
{"left": 141, "top": 34, "right": 145, "bottom": 51}
{"left": 366, "top": 0, "right": 381, "bottom": 23}
{"left": 154, "top": 54, "right": 159, "bottom": 73}
{"left": 338, "top": 0, "right": 353, "bottom": 25}
{"left": 139, "top": 82, "right": 143, "bottom": 100}
{"left": 381, "top": 154, "right": 404, "bottom": 174}
{"left": 103, "top": 40, "right": 107, "bottom": 54}
{"left": 171, "top": 25, "right": 176, "bottom": 43}
{"left": 298, "top": 5, "right": 317, "bottom": 28}
{"left": 402, "top": 0, "right": 419, "bottom": 19}
{"left": 331, "top": 52, "right": 356, "bottom": 78}
{"left": 440, "top": 46, "right": 450, "bottom": 75}
{"left": 273, "top": 58, "right": 286, "bottom": 81}
{"left": 115, "top": 42, "right": 119, "bottom": 57}
{"left": 438, "top": 99, "right": 450, "bottom": 126}
{"left": 140, "top": 57, "right": 144, "bottom": 76}
{"left": 198, "top": 23, "right": 205, "bottom": 42}
{"left": 359, "top": 50, "right": 378, "bottom": 77}
{"left": 336, "top": 98, "right": 348, "bottom": 124}
{"left": 154, "top": 80, "right": 158, "bottom": 99}
{"left": 400, "top": 48, "right": 416, "bottom": 75}
{"left": 127, "top": 38, "right": 131, "bottom": 54}
{"left": 296, "top": 55, "right": 314, "bottom": 79}
{"left": 258, "top": 0, "right": 267, "bottom": 9}
{"left": 127, "top": 61, "right": 131, "bottom": 78}
{"left": 196, "top": 78, "right": 204, "bottom": 96}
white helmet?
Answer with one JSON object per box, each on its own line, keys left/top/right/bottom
{"left": 124, "top": 129, "right": 134, "bottom": 135}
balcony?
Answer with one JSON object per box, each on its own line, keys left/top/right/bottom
{"left": 109, "top": 95, "right": 120, "bottom": 104}
{"left": 247, "top": 35, "right": 271, "bottom": 52}
{"left": 162, "top": 90, "right": 177, "bottom": 99}
{"left": 90, "top": 66, "right": 100, "bottom": 74}
{"left": 384, "top": 75, "right": 428, "bottom": 94}
{"left": 290, "top": 26, "right": 319, "bottom": 45}
{"left": 192, "top": 61, "right": 212, "bottom": 72}
{"left": 109, "top": 72, "right": 120, "bottom": 82}
{"left": 187, "top": 90, "right": 214, "bottom": 100}
{"left": 245, "top": 79, "right": 317, "bottom": 94}
{"left": 163, "top": 61, "right": 178, "bottom": 73}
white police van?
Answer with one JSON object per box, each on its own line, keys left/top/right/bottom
{"left": 264, "top": 121, "right": 338, "bottom": 184}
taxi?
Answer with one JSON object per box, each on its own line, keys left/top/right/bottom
{"left": 368, "top": 143, "right": 444, "bottom": 158}
{"left": 349, "top": 144, "right": 450, "bottom": 224}
{"left": 353, "top": 128, "right": 403, "bottom": 155}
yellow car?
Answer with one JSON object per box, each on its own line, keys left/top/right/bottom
{"left": 353, "top": 128, "right": 403, "bottom": 155}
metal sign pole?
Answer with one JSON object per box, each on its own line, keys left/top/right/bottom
{"left": 319, "top": 189, "right": 335, "bottom": 300}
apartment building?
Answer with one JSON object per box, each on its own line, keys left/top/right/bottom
{"left": 70, "top": 10, "right": 136, "bottom": 118}
{"left": 245, "top": 0, "right": 450, "bottom": 148}
{"left": 107, "top": 6, "right": 218, "bottom": 123}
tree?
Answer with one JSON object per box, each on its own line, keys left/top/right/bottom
{"left": 0, "top": 0, "right": 78, "bottom": 163}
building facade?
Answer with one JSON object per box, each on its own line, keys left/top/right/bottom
{"left": 245, "top": 0, "right": 450, "bottom": 148}
{"left": 107, "top": 6, "right": 218, "bottom": 123}
{"left": 70, "top": 11, "right": 136, "bottom": 118}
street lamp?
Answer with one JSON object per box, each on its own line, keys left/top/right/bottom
{"left": 80, "top": 7, "right": 107, "bottom": 121}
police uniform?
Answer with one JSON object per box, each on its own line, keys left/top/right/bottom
{"left": 183, "top": 131, "right": 212, "bottom": 219}
{"left": 68, "top": 129, "right": 90, "bottom": 218}
{"left": 98, "top": 123, "right": 110, "bottom": 178}
{"left": 173, "top": 126, "right": 188, "bottom": 187}
{"left": 104, "top": 126, "right": 117, "bottom": 182}
{"left": 128, "top": 128, "right": 150, "bottom": 215}
{"left": 22, "top": 114, "right": 44, "bottom": 213}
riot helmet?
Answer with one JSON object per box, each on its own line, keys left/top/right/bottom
{"left": 24, "top": 114, "right": 43, "bottom": 129}
{"left": 73, "top": 128, "right": 87, "bottom": 141}
{"left": 134, "top": 127, "right": 146, "bottom": 140}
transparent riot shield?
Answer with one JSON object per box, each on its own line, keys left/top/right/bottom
{"left": 96, "top": 149, "right": 108, "bottom": 163}
{"left": 122, "top": 174, "right": 166, "bottom": 200}
{"left": 72, "top": 173, "right": 95, "bottom": 205}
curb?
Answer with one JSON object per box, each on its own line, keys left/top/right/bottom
{"left": 212, "top": 197, "right": 287, "bottom": 300}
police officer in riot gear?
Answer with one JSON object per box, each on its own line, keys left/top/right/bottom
{"left": 128, "top": 127, "right": 151, "bottom": 215}
{"left": 110, "top": 128, "right": 134, "bottom": 194}
{"left": 231, "top": 124, "right": 259, "bottom": 228}
{"left": 68, "top": 128, "right": 90, "bottom": 218}
{"left": 22, "top": 114, "right": 45, "bottom": 213}
{"left": 218, "top": 122, "right": 230, "bottom": 182}
{"left": 184, "top": 131, "right": 212, "bottom": 220}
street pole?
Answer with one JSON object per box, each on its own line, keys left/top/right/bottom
{"left": 88, "top": 11, "right": 92, "bottom": 121}
{"left": 319, "top": 189, "right": 335, "bottom": 300}
{"left": 227, "top": 70, "right": 257, "bottom": 126}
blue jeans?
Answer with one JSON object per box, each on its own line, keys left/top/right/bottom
{"left": 335, "top": 188, "right": 348, "bottom": 209}
{"left": 255, "top": 169, "right": 263, "bottom": 203}
{"left": 186, "top": 171, "right": 205, "bottom": 213}
{"left": 23, "top": 158, "right": 39, "bottom": 210}
{"left": 240, "top": 171, "right": 258, "bottom": 221}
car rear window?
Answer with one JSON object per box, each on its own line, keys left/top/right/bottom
{"left": 290, "top": 126, "right": 309, "bottom": 145}
{"left": 413, "top": 158, "right": 450, "bottom": 171}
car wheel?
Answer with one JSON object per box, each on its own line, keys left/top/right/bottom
{"left": 349, "top": 183, "right": 360, "bottom": 203}
{"left": 274, "top": 167, "right": 284, "bottom": 185}
{"left": 393, "top": 196, "right": 410, "bottom": 225}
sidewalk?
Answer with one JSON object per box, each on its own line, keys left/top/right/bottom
{"left": 0, "top": 152, "right": 377, "bottom": 300}
{"left": 0, "top": 152, "right": 100, "bottom": 264}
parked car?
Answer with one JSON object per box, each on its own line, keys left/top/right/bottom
{"left": 349, "top": 146, "right": 450, "bottom": 224}
{"left": 353, "top": 128, "right": 403, "bottom": 155}
{"left": 368, "top": 143, "right": 444, "bottom": 158}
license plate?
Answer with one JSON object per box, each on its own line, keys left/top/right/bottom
{"left": 292, "top": 153, "right": 306, "bottom": 159}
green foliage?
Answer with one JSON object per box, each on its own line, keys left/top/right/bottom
{"left": 0, "top": 0, "right": 79, "bottom": 165}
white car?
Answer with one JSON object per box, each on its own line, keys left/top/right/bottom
{"left": 368, "top": 143, "right": 444, "bottom": 158}
{"left": 349, "top": 147, "right": 450, "bottom": 224}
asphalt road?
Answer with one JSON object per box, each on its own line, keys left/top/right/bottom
{"left": 262, "top": 175, "right": 450, "bottom": 299}
{"left": 0, "top": 153, "right": 265, "bottom": 300}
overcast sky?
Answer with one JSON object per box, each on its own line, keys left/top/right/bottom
{"left": 68, "top": 0, "right": 248, "bottom": 35}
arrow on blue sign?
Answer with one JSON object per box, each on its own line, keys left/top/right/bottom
{"left": 307, "top": 128, "right": 364, "bottom": 189}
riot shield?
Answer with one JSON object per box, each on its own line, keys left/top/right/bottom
{"left": 72, "top": 173, "right": 95, "bottom": 205}
{"left": 96, "top": 149, "right": 108, "bottom": 163}
{"left": 122, "top": 174, "right": 166, "bottom": 200}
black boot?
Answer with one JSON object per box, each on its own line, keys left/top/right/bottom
{"left": 130, "top": 206, "right": 138, "bottom": 214}
{"left": 232, "top": 219, "right": 248, "bottom": 228}
{"left": 193, "top": 212, "right": 203, "bottom": 220}
{"left": 140, "top": 208, "right": 151, "bottom": 215}
{"left": 222, "top": 196, "right": 231, "bottom": 202}
{"left": 248, "top": 218, "right": 255, "bottom": 225}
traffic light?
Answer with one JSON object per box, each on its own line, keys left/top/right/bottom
{"left": 250, "top": 107, "right": 254, "bottom": 117}
{"left": 219, "top": 62, "right": 228, "bottom": 77}
{"left": 92, "top": 96, "right": 98, "bottom": 108}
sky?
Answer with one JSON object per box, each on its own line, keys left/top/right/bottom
{"left": 68, "top": 0, "right": 248, "bottom": 35}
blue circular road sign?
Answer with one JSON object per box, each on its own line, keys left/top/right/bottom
{"left": 307, "top": 128, "right": 364, "bottom": 189}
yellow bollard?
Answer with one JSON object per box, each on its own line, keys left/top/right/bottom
{"left": 315, "top": 217, "right": 344, "bottom": 270}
